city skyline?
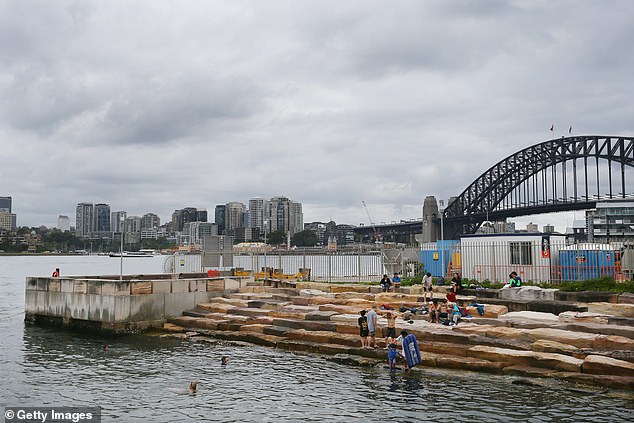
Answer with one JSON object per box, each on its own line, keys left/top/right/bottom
{"left": 1, "top": 2, "right": 632, "bottom": 231}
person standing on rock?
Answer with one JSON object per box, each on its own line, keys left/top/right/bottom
{"left": 358, "top": 310, "right": 369, "bottom": 348}
{"left": 367, "top": 305, "right": 378, "bottom": 348}
{"left": 385, "top": 312, "right": 397, "bottom": 344}
{"left": 422, "top": 272, "right": 433, "bottom": 302}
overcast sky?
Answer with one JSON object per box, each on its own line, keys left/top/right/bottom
{"left": 1, "top": 0, "right": 633, "bottom": 231}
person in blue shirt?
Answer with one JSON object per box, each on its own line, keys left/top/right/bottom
{"left": 392, "top": 273, "right": 401, "bottom": 292}
{"left": 387, "top": 341, "right": 402, "bottom": 371}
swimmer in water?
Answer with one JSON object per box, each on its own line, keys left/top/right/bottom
{"left": 221, "top": 356, "right": 228, "bottom": 365}
{"left": 103, "top": 344, "right": 109, "bottom": 352}
{"left": 189, "top": 381, "right": 197, "bottom": 394}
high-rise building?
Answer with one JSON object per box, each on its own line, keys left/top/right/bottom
{"left": 586, "top": 200, "right": 634, "bottom": 242}
{"left": 124, "top": 216, "right": 142, "bottom": 244}
{"left": 196, "top": 210, "right": 208, "bottom": 223}
{"left": 225, "top": 202, "right": 246, "bottom": 232}
{"left": 290, "top": 201, "right": 303, "bottom": 235}
{"left": 268, "top": 196, "right": 303, "bottom": 235}
{"left": 94, "top": 203, "right": 111, "bottom": 233}
{"left": 0, "top": 212, "right": 16, "bottom": 231}
{"left": 57, "top": 215, "right": 70, "bottom": 231}
{"left": 304, "top": 222, "right": 327, "bottom": 245}
{"left": 249, "top": 198, "right": 266, "bottom": 233}
{"left": 75, "top": 203, "right": 94, "bottom": 239}
{"left": 111, "top": 211, "right": 127, "bottom": 233}
{"left": 214, "top": 205, "right": 226, "bottom": 235}
{"left": 141, "top": 213, "right": 160, "bottom": 229}
{"left": 0, "top": 196, "right": 11, "bottom": 212}
{"left": 184, "top": 222, "right": 218, "bottom": 247}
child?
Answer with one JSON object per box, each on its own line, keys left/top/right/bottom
{"left": 358, "top": 310, "right": 369, "bottom": 348}
{"left": 387, "top": 341, "right": 402, "bottom": 371}
{"left": 428, "top": 301, "right": 439, "bottom": 323}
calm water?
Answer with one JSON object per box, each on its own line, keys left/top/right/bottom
{"left": 0, "top": 255, "right": 632, "bottom": 422}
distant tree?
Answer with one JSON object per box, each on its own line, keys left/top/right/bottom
{"left": 291, "top": 229, "right": 318, "bottom": 247}
{"left": 267, "top": 230, "right": 286, "bottom": 245}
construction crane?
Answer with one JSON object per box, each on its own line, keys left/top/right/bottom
{"left": 361, "top": 201, "right": 379, "bottom": 243}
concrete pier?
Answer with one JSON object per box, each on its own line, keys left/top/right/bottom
{"left": 25, "top": 273, "right": 250, "bottom": 334}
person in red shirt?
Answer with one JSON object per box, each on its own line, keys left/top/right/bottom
{"left": 446, "top": 289, "right": 457, "bottom": 303}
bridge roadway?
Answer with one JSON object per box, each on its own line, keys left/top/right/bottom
{"left": 353, "top": 220, "right": 422, "bottom": 244}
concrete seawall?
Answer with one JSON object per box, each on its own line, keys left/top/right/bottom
{"left": 25, "top": 273, "right": 251, "bottom": 334}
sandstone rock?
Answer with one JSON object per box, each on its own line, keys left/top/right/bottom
{"left": 333, "top": 292, "right": 375, "bottom": 300}
{"left": 268, "top": 310, "right": 307, "bottom": 319}
{"left": 419, "top": 341, "right": 470, "bottom": 357}
{"left": 558, "top": 311, "right": 609, "bottom": 325}
{"left": 335, "top": 323, "right": 359, "bottom": 335}
{"left": 305, "top": 311, "right": 339, "bottom": 321}
{"left": 162, "top": 323, "right": 186, "bottom": 332}
{"left": 499, "top": 285, "right": 557, "bottom": 301}
{"left": 299, "top": 289, "right": 328, "bottom": 296}
{"left": 525, "top": 328, "right": 597, "bottom": 349}
{"left": 467, "top": 345, "right": 583, "bottom": 372}
{"left": 318, "top": 304, "right": 362, "bottom": 314}
{"left": 502, "top": 365, "right": 558, "bottom": 377}
{"left": 286, "top": 329, "right": 334, "bottom": 344}
{"left": 374, "top": 293, "right": 422, "bottom": 303}
{"left": 435, "top": 355, "right": 505, "bottom": 374}
{"left": 593, "top": 334, "right": 634, "bottom": 351}
{"left": 587, "top": 302, "right": 634, "bottom": 318}
{"left": 499, "top": 311, "right": 559, "bottom": 322}
{"left": 263, "top": 326, "right": 291, "bottom": 337}
{"left": 238, "top": 324, "right": 269, "bottom": 333}
{"left": 229, "top": 308, "right": 271, "bottom": 317}
{"left": 583, "top": 354, "right": 634, "bottom": 376}
{"left": 531, "top": 340, "right": 580, "bottom": 355}
{"left": 204, "top": 297, "right": 250, "bottom": 307}
{"left": 328, "top": 354, "right": 380, "bottom": 366}
{"left": 330, "top": 285, "right": 371, "bottom": 293}
{"left": 290, "top": 297, "right": 311, "bottom": 306}
{"left": 198, "top": 303, "right": 237, "bottom": 314}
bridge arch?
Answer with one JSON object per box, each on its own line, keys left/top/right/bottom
{"left": 444, "top": 135, "right": 634, "bottom": 238}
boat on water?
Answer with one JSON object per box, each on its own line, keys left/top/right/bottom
{"left": 109, "top": 251, "right": 155, "bottom": 258}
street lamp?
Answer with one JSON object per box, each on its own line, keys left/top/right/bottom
{"left": 263, "top": 220, "right": 268, "bottom": 282}
{"left": 120, "top": 216, "right": 125, "bottom": 281}
{"left": 439, "top": 199, "right": 445, "bottom": 278}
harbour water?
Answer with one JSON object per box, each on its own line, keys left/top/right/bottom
{"left": 1, "top": 255, "right": 632, "bottom": 422}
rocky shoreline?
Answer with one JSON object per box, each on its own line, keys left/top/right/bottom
{"left": 162, "top": 282, "right": 634, "bottom": 390}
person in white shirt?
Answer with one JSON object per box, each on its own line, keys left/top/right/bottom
{"left": 422, "top": 272, "right": 433, "bottom": 302}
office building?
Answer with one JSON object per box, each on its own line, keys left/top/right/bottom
{"left": 268, "top": 196, "right": 303, "bottom": 236}
{"left": 57, "top": 215, "right": 70, "bottom": 231}
{"left": 0, "top": 196, "right": 11, "bottom": 212}
{"left": 225, "top": 202, "right": 246, "bottom": 232}
{"left": 215, "top": 205, "right": 226, "bottom": 235}
{"left": 0, "top": 212, "right": 16, "bottom": 231}
{"left": 184, "top": 222, "right": 218, "bottom": 247}
{"left": 142, "top": 213, "right": 160, "bottom": 229}
{"left": 586, "top": 200, "right": 634, "bottom": 242}
{"left": 94, "top": 203, "right": 111, "bottom": 233}
{"left": 249, "top": 198, "right": 266, "bottom": 233}
{"left": 111, "top": 211, "right": 127, "bottom": 234}
{"left": 75, "top": 203, "right": 94, "bottom": 239}
{"left": 124, "top": 216, "right": 142, "bottom": 244}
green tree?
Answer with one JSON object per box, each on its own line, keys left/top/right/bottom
{"left": 291, "top": 229, "right": 318, "bottom": 247}
{"left": 267, "top": 230, "right": 286, "bottom": 245}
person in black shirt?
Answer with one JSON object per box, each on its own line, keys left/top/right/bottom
{"left": 358, "top": 310, "right": 369, "bottom": 348}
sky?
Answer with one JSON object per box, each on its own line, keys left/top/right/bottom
{"left": 1, "top": 0, "right": 633, "bottom": 232}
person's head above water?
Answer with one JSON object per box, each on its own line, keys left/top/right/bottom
{"left": 221, "top": 356, "right": 228, "bottom": 365}
{"left": 189, "top": 381, "right": 197, "bottom": 393}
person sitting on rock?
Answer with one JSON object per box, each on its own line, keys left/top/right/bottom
{"left": 449, "top": 302, "right": 461, "bottom": 326}
{"left": 392, "top": 272, "right": 401, "bottom": 292}
{"left": 380, "top": 274, "right": 392, "bottom": 292}
{"left": 450, "top": 273, "right": 463, "bottom": 293}
{"left": 446, "top": 289, "right": 457, "bottom": 303}
{"left": 509, "top": 271, "right": 522, "bottom": 287}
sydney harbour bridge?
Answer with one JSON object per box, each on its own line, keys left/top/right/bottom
{"left": 353, "top": 135, "right": 634, "bottom": 243}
